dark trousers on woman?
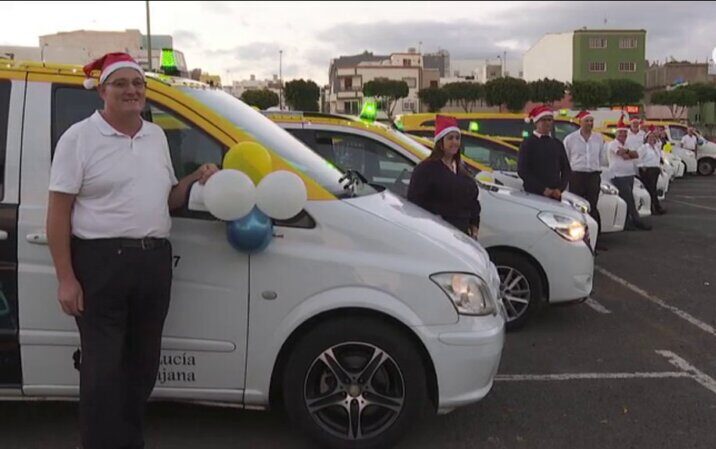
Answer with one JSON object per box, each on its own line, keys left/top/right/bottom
{"left": 71, "top": 238, "right": 172, "bottom": 449}
{"left": 639, "top": 167, "right": 664, "bottom": 214}
{"left": 569, "top": 171, "right": 602, "bottom": 235}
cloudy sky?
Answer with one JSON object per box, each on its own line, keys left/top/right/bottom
{"left": 2, "top": 1, "right": 715, "bottom": 85}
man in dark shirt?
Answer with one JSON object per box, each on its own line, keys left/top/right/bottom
{"left": 518, "top": 105, "right": 571, "bottom": 200}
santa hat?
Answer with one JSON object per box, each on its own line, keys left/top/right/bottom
{"left": 82, "top": 52, "right": 144, "bottom": 89}
{"left": 434, "top": 115, "right": 461, "bottom": 143}
{"left": 575, "top": 110, "right": 593, "bottom": 121}
{"left": 615, "top": 114, "right": 629, "bottom": 134}
{"left": 525, "top": 105, "right": 554, "bottom": 123}
{"left": 628, "top": 115, "right": 641, "bottom": 124}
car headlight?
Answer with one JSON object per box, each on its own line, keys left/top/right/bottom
{"left": 537, "top": 212, "right": 586, "bottom": 242}
{"left": 600, "top": 183, "right": 619, "bottom": 195}
{"left": 430, "top": 273, "right": 497, "bottom": 316}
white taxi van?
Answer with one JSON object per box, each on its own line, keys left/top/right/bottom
{"left": 0, "top": 59, "right": 504, "bottom": 448}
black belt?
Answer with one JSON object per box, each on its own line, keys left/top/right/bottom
{"left": 72, "top": 237, "right": 169, "bottom": 251}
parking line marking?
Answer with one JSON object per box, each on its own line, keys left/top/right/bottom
{"left": 595, "top": 266, "right": 716, "bottom": 338}
{"left": 656, "top": 350, "right": 716, "bottom": 396}
{"left": 495, "top": 372, "right": 690, "bottom": 382}
{"left": 667, "top": 199, "right": 716, "bottom": 212}
{"left": 584, "top": 297, "right": 612, "bottom": 314}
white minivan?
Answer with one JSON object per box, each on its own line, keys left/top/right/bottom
{"left": 269, "top": 113, "right": 596, "bottom": 330}
{"left": 0, "top": 62, "right": 505, "bottom": 448}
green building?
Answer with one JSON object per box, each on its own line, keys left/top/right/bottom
{"left": 524, "top": 29, "right": 647, "bottom": 85}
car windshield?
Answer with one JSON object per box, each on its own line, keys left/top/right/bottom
{"left": 177, "top": 87, "right": 376, "bottom": 198}
{"left": 380, "top": 125, "right": 433, "bottom": 159}
{"left": 553, "top": 121, "right": 580, "bottom": 141}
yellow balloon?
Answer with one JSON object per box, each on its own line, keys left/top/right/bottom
{"left": 223, "top": 142, "right": 273, "bottom": 184}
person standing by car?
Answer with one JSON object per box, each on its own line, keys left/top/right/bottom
{"left": 607, "top": 118, "right": 651, "bottom": 231}
{"left": 626, "top": 117, "right": 646, "bottom": 152}
{"left": 681, "top": 126, "right": 700, "bottom": 157}
{"left": 639, "top": 129, "right": 667, "bottom": 215}
{"left": 46, "top": 53, "right": 218, "bottom": 449}
{"left": 564, "top": 110, "right": 606, "bottom": 242}
{"left": 408, "top": 115, "right": 480, "bottom": 238}
{"left": 518, "top": 105, "right": 571, "bottom": 201}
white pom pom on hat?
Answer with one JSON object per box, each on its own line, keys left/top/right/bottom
{"left": 83, "top": 77, "right": 98, "bottom": 90}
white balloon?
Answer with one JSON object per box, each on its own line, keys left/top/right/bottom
{"left": 256, "top": 171, "right": 308, "bottom": 220}
{"left": 203, "top": 169, "right": 256, "bottom": 221}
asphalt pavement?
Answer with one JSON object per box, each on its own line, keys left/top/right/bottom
{"left": 2, "top": 174, "right": 715, "bottom": 449}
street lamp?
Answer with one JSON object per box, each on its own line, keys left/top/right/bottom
{"left": 146, "top": 0, "right": 152, "bottom": 70}
{"left": 279, "top": 49, "right": 283, "bottom": 110}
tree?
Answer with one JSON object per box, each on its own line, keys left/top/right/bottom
{"left": 528, "top": 78, "right": 567, "bottom": 105}
{"left": 240, "top": 89, "right": 279, "bottom": 110}
{"left": 362, "top": 79, "right": 409, "bottom": 119}
{"left": 570, "top": 80, "right": 611, "bottom": 109}
{"left": 485, "top": 77, "right": 530, "bottom": 112}
{"left": 442, "top": 82, "right": 484, "bottom": 112}
{"left": 284, "top": 79, "right": 320, "bottom": 111}
{"left": 684, "top": 82, "right": 716, "bottom": 105}
{"left": 651, "top": 89, "right": 697, "bottom": 119}
{"left": 417, "top": 87, "right": 448, "bottom": 112}
{"left": 605, "top": 79, "right": 644, "bottom": 107}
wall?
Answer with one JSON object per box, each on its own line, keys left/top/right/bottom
{"left": 523, "top": 32, "right": 573, "bottom": 82}
{"left": 572, "top": 30, "right": 646, "bottom": 84}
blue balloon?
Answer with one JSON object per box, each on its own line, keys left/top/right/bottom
{"left": 226, "top": 207, "right": 274, "bottom": 253}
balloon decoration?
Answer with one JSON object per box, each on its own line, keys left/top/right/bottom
{"left": 200, "top": 142, "right": 309, "bottom": 253}
{"left": 203, "top": 169, "right": 256, "bottom": 221}
{"left": 256, "top": 170, "right": 308, "bottom": 220}
{"left": 226, "top": 207, "right": 274, "bottom": 253}
{"left": 223, "top": 141, "right": 273, "bottom": 184}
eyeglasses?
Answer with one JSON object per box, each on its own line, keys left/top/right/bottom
{"left": 104, "top": 79, "right": 147, "bottom": 90}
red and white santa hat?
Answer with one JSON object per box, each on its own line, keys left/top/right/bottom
{"left": 434, "top": 115, "right": 461, "bottom": 143}
{"left": 525, "top": 105, "right": 554, "bottom": 123}
{"left": 615, "top": 114, "right": 629, "bottom": 134}
{"left": 575, "top": 110, "right": 593, "bottom": 121}
{"left": 82, "top": 52, "right": 144, "bottom": 89}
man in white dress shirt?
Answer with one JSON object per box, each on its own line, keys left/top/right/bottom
{"left": 681, "top": 126, "right": 700, "bottom": 157}
{"left": 564, "top": 110, "right": 607, "bottom": 246}
{"left": 607, "top": 120, "right": 651, "bottom": 231}
{"left": 638, "top": 128, "right": 666, "bottom": 215}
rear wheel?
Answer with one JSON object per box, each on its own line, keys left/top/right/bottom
{"left": 698, "top": 159, "right": 715, "bottom": 176}
{"left": 490, "top": 250, "right": 544, "bottom": 331}
{"left": 282, "top": 317, "right": 431, "bottom": 449}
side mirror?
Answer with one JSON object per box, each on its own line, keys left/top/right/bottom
{"left": 187, "top": 182, "right": 209, "bottom": 212}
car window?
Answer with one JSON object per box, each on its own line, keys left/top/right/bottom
{"left": 313, "top": 131, "right": 414, "bottom": 197}
{"left": 51, "top": 86, "right": 104, "bottom": 155}
{"left": 462, "top": 135, "right": 518, "bottom": 171}
{"left": 552, "top": 121, "right": 580, "bottom": 141}
{"left": 0, "top": 80, "right": 10, "bottom": 199}
{"left": 147, "top": 103, "right": 225, "bottom": 180}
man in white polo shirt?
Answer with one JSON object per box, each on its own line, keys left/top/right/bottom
{"left": 46, "top": 53, "right": 218, "bottom": 449}
{"left": 607, "top": 119, "right": 651, "bottom": 231}
{"left": 681, "top": 126, "right": 700, "bottom": 157}
{"left": 564, "top": 110, "right": 606, "bottom": 244}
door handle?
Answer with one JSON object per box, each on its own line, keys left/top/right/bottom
{"left": 26, "top": 233, "right": 48, "bottom": 245}
{"left": 0, "top": 230, "right": 7, "bottom": 241}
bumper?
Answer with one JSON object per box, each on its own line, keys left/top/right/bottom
{"left": 414, "top": 313, "right": 505, "bottom": 414}
{"left": 530, "top": 228, "right": 594, "bottom": 303}
{"left": 598, "top": 193, "right": 627, "bottom": 233}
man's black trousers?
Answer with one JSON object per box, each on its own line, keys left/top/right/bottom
{"left": 72, "top": 238, "right": 172, "bottom": 449}
{"left": 569, "top": 171, "right": 602, "bottom": 234}
{"left": 639, "top": 167, "right": 663, "bottom": 213}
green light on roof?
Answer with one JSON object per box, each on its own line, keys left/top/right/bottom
{"left": 160, "top": 48, "right": 176, "bottom": 69}
{"left": 559, "top": 109, "right": 568, "bottom": 116}
{"left": 469, "top": 121, "right": 479, "bottom": 132}
{"left": 394, "top": 120, "right": 404, "bottom": 131}
{"left": 360, "top": 100, "right": 378, "bottom": 122}
{"left": 521, "top": 130, "right": 529, "bottom": 138}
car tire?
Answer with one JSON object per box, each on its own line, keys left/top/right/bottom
{"left": 698, "top": 159, "right": 715, "bottom": 176}
{"left": 490, "top": 250, "right": 544, "bottom": 331}
{"left": 282, "top": 316, "right": 431, "bottom": 449}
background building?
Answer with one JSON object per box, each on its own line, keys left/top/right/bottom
{"left": 423, "top": 49, "right": 450, "bottom": 78}
{"left": 524, "top": 29, "right": 647, "bottom": 85}
{"left": 226, "top": 74, "right": 282, "bottom": 99}
{"left": 327, "top": 49, "right": 423, "bottom": 115}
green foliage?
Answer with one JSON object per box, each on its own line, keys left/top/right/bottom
{"left": 570, "top": 80, "right": 611, "bottom": 109}
{"left": 485, "top": 77, "right": 530, "bottom": 112}
{"left": 417, "top": 87, "right": 448, "bottom": 112}
{"left": 528, "top": 78, "right": 567, "bottom": 104}
{"left": 284, "top": 79, "right": 321, "bottom": 111}
{"left": 240, "top": 88, "right": 279, "bottom": 110}
{"left": 605, "top": 79, "right": 644, "bottom": 106}
{"left": 362, "top": 79, "right": 410, "bottom": 119}
{"left": 442, "top": 82, "right": 484, "bottom": 112}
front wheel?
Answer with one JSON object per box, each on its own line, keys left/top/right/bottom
{"left": 282, "top": 317, "right": 431, "bottom": 449}
{"left": 490, "top": 250, "right": 544, "bottom": 331}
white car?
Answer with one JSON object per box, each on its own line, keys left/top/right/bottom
{"left": 490, "top": 170, "right": 627, "bottom": 234}
{"left": 1, "top": 63, "right": 505, "bottom": 448}
{"left": 272, "top": 115, "right": 596, "bottom": 330}
{"left": 601, "top": 170, "right": 652, "bottom": 218}
{"left": 661, "top": 124, "right": 716, "bottom": 176}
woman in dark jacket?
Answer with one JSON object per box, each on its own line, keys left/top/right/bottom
{"left": 407, "top": 115, "right": 481, "bottom": 238}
